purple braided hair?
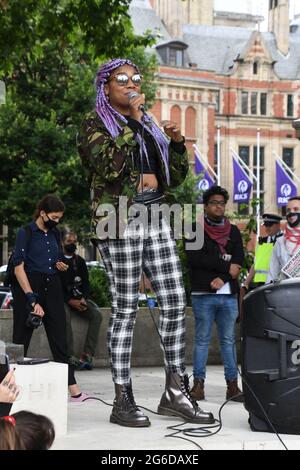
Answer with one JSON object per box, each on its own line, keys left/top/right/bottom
{"left": 95, "top": 58, "right": 170, "bottom": 184}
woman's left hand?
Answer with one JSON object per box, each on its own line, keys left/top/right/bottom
{"left": 160, "top": 120, "right": 184, "bottom": 143}
{"left": 56, "top": 261, "right": 68, "bottom": 272}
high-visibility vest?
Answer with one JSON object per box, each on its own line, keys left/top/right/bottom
{"left": 254, "top": 242, "right": 275, "bottom": 283}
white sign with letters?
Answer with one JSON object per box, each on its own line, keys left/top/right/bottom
{"left": 281, "top": 248, "right": 300, "bottom": 278}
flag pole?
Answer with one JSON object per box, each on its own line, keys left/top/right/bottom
{"left": 231, "top": 148, "right": 257, "bottom": 181}
{"left": 217, "top": 125, "right": 221, "bottom": 186}
{"left": 272, "top": 151, "right": 300, "bottom": 185}
{"left": 193, "top": 144, "right": 218, "bottom": 180}
{"left": 256, "top": 128, "right": 261, "bottom": 238}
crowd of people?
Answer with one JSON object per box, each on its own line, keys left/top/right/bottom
{"left": 1, "top": 56, "right": 299, "bottom": 448}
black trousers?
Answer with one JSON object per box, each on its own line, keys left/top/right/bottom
{"left": 12, "top": 273, "right": 76, "bottom": 386}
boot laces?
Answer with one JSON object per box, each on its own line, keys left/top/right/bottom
{"left": 123, "top": 384, "right": 139, "bottom": 411}
{"left": 181, "top": 375, "right": 199, "bottom": 410}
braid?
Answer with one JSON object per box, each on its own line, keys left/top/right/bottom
{"left": 95, "top": 58, "right": 170, "bottom": 184}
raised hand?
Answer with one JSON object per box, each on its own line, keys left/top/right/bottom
{"left": 160, "top": 120, "right": 184, "bottom": 143}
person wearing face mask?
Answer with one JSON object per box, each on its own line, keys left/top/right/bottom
{"left": 267, "top": 197, "right": 300, "bottom": 282}
{"left": 59, "top": 232, "right": 102, "bottom": 370}
{"left": 11, "top": 195, "right": 90, "bottom": 402}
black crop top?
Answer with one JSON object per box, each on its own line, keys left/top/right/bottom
{"left": 126, "top": 117, "right": 185, "bottom": 175}
{"left": 126, "top": 117, "right": 158, "bottom": 174}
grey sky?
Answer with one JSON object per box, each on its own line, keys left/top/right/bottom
{"left": 214, "top": 0, "right": 300, "bottom": 31}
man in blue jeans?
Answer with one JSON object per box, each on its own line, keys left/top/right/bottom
{"left": 185, "top": 186, "right": 244, "bottom": 402}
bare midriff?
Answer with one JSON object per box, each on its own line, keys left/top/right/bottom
{"left": 137, "top": 173, "right": 158, "bottom": 192}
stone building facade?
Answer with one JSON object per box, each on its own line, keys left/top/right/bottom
{"left": 130, "top": 0, "right": 300, "bottom": 216}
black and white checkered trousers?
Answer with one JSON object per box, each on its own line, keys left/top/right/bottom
{"left": 98, "top": 216, "right": 186, "bottom": 385}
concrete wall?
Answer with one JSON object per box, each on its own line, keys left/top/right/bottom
{"left": 0, "top": 308, "right": 241, "bottom": 368}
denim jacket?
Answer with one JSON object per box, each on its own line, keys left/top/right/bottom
{"left": 77, "top": 111, "right": 189, "bottom": 240}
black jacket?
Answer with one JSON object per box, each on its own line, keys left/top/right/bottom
{"left": 185, "top": 224, "right": 244, "bottom": 294}
{"left": 59, "top": 254, "right": 89, "bottom": 302}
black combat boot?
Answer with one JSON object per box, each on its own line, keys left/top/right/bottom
{"left": 157, "top": 372, "right": 215, "bottom": 424}
{"left": 110, "top": 381, "right": 151, "bottom": 427}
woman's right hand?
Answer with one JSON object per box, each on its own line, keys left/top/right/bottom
{"left": 33, "top": 303, "right": 45, "bottom": 317}
{"left": 129, "top": 93, "right": 145, "bottom": 122}
{"left": 0, "top": 370, "right": 20, "bottom": 403}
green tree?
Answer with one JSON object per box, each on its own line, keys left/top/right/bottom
{"left": 168, "top": 168, "right": 203, "bottom": 305}
{"left": 0, "top": 0, "right": 151, "bottom": 76}
{"left": 0, "top": 0, "right": 156, "bottom": 243}
{"left": 231, "top": 199, "right": 259, "bottom": 280}
{"left": 0, "top": 44, "right": 95, "bottom": 238}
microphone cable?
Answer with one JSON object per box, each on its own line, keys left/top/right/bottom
{"left": 138, "top": 112, "right": 219, "bottom": 449}
{"left": 138, "top": 291, "right": 289, "bottom": 450}
{"left": 73, "top": 337, "right": 290, "bottom": 449}
{"left": 161, "top": 335, "right": 289, "bottom": 450}
{"left": 87, "top": 113, "right": 240, "bottom": 449}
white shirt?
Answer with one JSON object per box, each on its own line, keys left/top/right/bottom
{"left": 267, "top": 236, "right": 291, "bottom": 283}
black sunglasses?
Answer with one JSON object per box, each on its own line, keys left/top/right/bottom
{"left": 108, "top": 73, "right": 142, "bottom": 86}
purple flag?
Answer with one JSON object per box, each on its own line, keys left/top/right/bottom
{"left": 276, "top": 160, "right": 297, "bottom": 206}
{"left": 232, "top": 156, "right": 253, "bottom": 203}
{"left": 194, "top": 152, "right": 215, "bottom": 195}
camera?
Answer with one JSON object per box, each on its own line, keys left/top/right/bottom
{"left": 26, "top": 312, "right": 43, "bottom": 329}
{"left": 71, "top": 286, "right": 83, "bottom": 300}
{"left": 70, "top": 276, "right": 83, "bottom": 300}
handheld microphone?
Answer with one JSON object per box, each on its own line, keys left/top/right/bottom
{"left": 128, "top": 91, "right": 145, "bottom": 113}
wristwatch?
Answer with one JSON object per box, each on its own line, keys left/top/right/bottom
{"left": 241, "top": 283, "right": 248, "bottom": 291}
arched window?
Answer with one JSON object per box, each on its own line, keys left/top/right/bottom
{"left": 185, "top": 106, "right": 196, "bottom": 138}
{"left": 170, "top": 105, "right": 182, "bottom": 128}
{"left": 253, "top": 61, "right": 258, "bottom": 75}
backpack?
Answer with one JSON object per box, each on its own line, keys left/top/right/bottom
{"left": 4, "top": 225, "right": 62, "bottom": 287}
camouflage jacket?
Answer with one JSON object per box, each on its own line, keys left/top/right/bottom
{"left": 78, "top": 110, "right": 189, "bottom": 240}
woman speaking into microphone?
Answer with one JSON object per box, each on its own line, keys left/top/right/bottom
{"left": 78, "top": 58, "right": 215, "bottom": 428}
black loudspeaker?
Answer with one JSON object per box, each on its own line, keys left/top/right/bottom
{"left": 242, "top": 278, "right": 300, "bottom": 434}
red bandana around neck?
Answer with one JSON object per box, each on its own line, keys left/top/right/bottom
{"left": 204, "top": 217, "right": 232, "bottom": 254}
{"left": 285, "top": 225, "right": 300, "bottom": 254}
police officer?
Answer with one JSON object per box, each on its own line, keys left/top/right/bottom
{"left": 242, "top": 213, "right": 283, "bottom": 291}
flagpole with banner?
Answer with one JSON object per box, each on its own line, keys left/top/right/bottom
{"left": 232, "top": 153, "right": 253, "bottom": 204}
{"left": 193, "top": 145, "right": 218, "bottom": 180}
{"left": 217, "top": 125, "right": 221, "bottom": 186}
{"left": 256, "top": 128, "right": 261, "bottom": 238}
{"left": 193, "top": 145, "right": 216, "bottom": 202}
{"left": 231, "top": 148, "right": 257, "bottom": 182}
{"left": 275, "top": 159, "right": 298, "bottom": 206}
{"left": 272, "top": 151, "right": 300, "bottom": 185}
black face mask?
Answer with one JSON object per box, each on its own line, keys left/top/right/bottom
{"left": 286, "top": 212, "right": 300, "bottom": 228}
{"left": 43, "top": 214, "right": 59, "bottom": 230}
{"left": 64, "top": 243, "right": 77, "bottom": 254}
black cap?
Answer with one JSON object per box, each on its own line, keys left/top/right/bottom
{"left": 262, "top": 213, "right": 282, "bottom": 225}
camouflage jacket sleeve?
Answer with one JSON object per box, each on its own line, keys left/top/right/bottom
{"left": 78, "top": 112, "right": 137, "bottom": 183}
{"left": 167, "top": 144, "right": 189, "bottom": 189}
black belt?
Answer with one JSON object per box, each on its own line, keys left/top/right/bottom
{"left": 132, "top": 188, "right": 165, "bottom": 206}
